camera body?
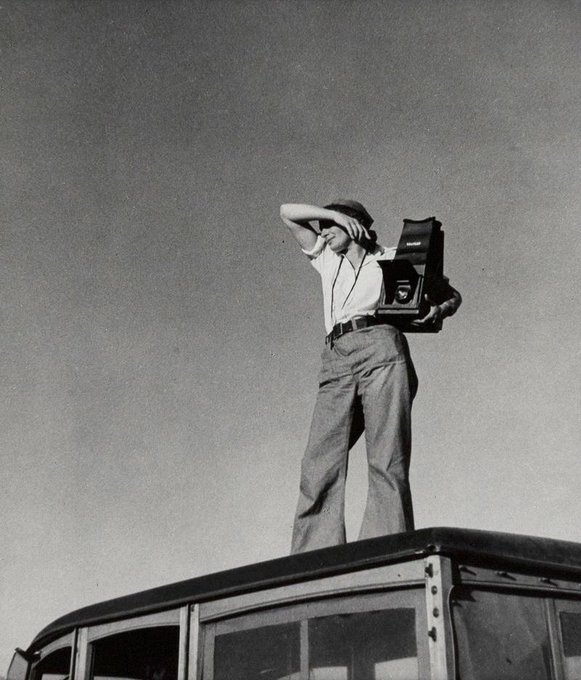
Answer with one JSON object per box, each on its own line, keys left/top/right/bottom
{"left": 375, "top": 217, "right": 448, "bottom": 333}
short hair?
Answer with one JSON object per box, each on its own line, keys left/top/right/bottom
{"left": 323, "top": 199, "right": 374, "bottom": 229}
{"left": 320, "top": 201, "right": 377, "bottom": 249}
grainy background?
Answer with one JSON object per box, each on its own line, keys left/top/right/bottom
{"left": 1, "top": 0, "right": 580, "bottom": 670}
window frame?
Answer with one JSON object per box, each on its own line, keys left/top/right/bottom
{"left": 450, "top": 585, "right": 557, "bottom": 680}
{"left": 30, "top": 634, "right": 75, "bottom": 680}
{"left": 202, "top": 587, "right": 429, "bottom": 680}
{"left": 199, "top": 560, "right": 424, "bottom": 623}
{"left": 7, "top": 650, "right": 32, "bottom": 680}
{"left": 86, "top": 609, "right": 180, "bottom": 643}
{"left": 74, "top": 608, "right": 186, "bottom": 680}
{"left": 449, "top": 584, "right": 581, "bottom": 680}
{"left": 549, "top": 596, "right": 581, "bottom": 680}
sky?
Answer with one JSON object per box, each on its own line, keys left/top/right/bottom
{"left": 1, "top": 0, "right": 580, "bottom": 672}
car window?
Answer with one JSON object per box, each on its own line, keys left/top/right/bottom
{"left": 90, "top": 626, "right": 179, "bottom": 680}
{"left": 33, "top": 647, "right": 71, "bottom": 680}
{"left": 308, "top": 608, "right": 417, "bottom": 680}
{"left": 559, "top": 610, "right": 581, "bottom": 680}
{"left": 452, "top": 587, "right": 552, "bottom": 680}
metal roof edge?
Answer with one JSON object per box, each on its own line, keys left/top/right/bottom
{"left": 29, "top": 527, "right": 581, "bottom": 651}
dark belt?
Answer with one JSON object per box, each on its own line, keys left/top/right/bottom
{"left": 325, "top": 315, "right": 386, "bottom": 345}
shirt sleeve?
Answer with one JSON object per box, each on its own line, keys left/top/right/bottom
{"left": 301, "top": 235, "right": 326, "bottom": 273}
{"left": 376, "top": 245, "right": 397, "bottom": 261}
{"left": 432, "top": 276, "right": 462, "bottom": 316}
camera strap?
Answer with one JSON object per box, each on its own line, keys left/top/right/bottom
{"left": 330, "top": 252, "right": 367, "bottom": 326}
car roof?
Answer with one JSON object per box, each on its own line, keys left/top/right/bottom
{"left": 31, "top": 526, "right": 581, "bottom": 650}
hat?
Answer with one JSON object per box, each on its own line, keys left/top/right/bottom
{"left": 323, "top": 199, "right": 374, "bottom": 228}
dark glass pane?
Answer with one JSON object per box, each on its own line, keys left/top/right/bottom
{"left": 453, "top": 588, "right": 551, "bottom": 680}
{"left": 308, "top": 608, "right": 417, "bottom": 680}
{"left": 34, "top": 647, "right": 71, "bottom": 680}
{"left": 214, "top": 622, "right": 300, "bottom": 680}
{"left": 560, "top": 612, "right": 581, "bottom": 680}
{"left": 91, "top": 626, "right": 179, "bottom": 680}
{"left": 562, "top": 613, "right": 581, "bottom": 656}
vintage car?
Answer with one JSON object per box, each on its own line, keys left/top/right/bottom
{"left": 7, "top": 527, "right": 581, "bottom": 680}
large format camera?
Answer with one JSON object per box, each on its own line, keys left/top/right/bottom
{"left": 375, "top": 217, "right": 450, "bottom": 333}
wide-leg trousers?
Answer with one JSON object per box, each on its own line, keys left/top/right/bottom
{"left": 291, "top": 325, "right": 418, "bottom": 554}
